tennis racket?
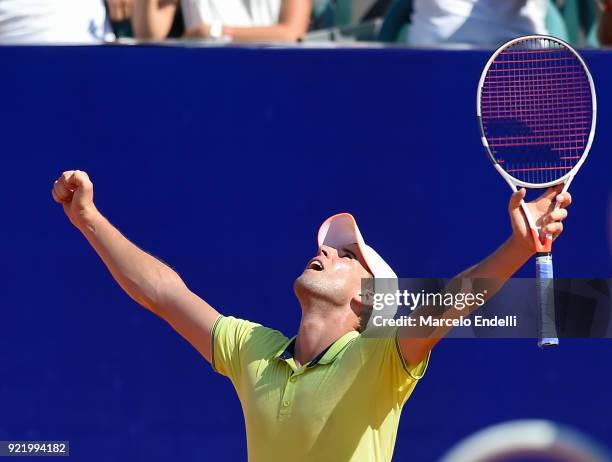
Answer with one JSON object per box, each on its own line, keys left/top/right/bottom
{"left": 477, "top": 35, "right": 597, "bottom": 347}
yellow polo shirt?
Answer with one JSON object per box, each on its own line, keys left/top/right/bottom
{"left": 211, "top": 315, "right": 429, "bottom": 462}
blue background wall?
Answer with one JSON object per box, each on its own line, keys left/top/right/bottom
{"left": 1, "top": 45, "right": 611, "bottom": 461}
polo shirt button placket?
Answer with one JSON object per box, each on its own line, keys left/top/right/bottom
{"left": 279, "top": 373, "right": 298, "bottom": 419}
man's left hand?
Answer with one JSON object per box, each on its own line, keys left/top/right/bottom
{"left": 508, "top": 185, "right": 572, "bottom": 254}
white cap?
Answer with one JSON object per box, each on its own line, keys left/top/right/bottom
{"left": 317, "top": 213, "right": 399, "bottom": 328}
{"left": 317, "top": 213, "right": 397, "bottom": 279}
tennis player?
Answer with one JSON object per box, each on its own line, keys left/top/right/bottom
{"left": 51, "top": 169, "right": 572, "bottom": 461}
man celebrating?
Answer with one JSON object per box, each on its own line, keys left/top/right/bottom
{"left": 51, "top": 169, "right": 571, "bottom": 461}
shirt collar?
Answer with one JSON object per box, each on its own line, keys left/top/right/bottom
{"left": 274, "top": 330, "right": 360, "bottom": 367}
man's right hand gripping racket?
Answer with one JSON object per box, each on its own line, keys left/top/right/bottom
{"left": 477, "top": 36, "right": 597, "bottom": 347}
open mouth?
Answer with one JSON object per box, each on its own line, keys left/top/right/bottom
{"left": 307, "top": 259, "right": 324, "bottom": 271}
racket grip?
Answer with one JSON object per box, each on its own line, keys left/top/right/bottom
{"left": 536, "top": 253, "right": 558, "bottom": 347}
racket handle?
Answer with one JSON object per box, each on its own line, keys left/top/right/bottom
{"left": 536, "top": 253, "right": 558, "bottom": 347}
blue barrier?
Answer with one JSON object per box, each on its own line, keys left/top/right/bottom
{"left": 0, "top": 44, "right": 611, "bottom": 461}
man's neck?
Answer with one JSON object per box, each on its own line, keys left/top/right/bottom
{"left": 294, "top": 301, "right": 356, "bottom": 368}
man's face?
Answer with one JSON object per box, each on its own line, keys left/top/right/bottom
{"left": 294, "top": 243, "right": 373, "bottom": 308}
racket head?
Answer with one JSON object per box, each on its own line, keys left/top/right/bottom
{"left": 477, "top": 35, "right": 597, "bottom": 189}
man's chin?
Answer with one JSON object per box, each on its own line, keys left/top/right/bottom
{"left": 294, "top": 270, "right": 316, "bottom": 286}
{"left": 294, "top": 271, "right": 326, "bottom": 297}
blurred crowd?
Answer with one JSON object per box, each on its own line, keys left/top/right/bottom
{"left": 0, "top": 0, "right": 610, "bottom": 46}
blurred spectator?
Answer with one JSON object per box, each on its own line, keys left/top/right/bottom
{"left": 0, "top": 0, "right": 113, "bottom": 43}
{"left": 408, "top": 0, "right": 549, "bottom": 46}
{"left": 107, "top": 0, "right": 135, "bottom": 38}
{"left": 133, "top": 0, "right": 311, "bottom": 42}
{"left": 598, "top": 0, "right": 612, "bottom": 44}
{"left": 108, "top": 0, "right": 134, "bottom": 23}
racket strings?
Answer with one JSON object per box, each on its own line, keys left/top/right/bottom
{"left": 480, "top": 37, "right": 593, "bottom": 185}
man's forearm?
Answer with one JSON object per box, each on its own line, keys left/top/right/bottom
{"left": 77, "top": 206, "right": 183, "bottom": 312}
{"left": 415, "top": 236, "right": 531, "bottom": 325}
{"left": 450, "top": 235, "right": 533, "bottom": 309}
{"left": 459, "top": 235, "right": 532, "bottom": 280}
{"left": 401, "top": 236, "right": 533, "bottom": 346}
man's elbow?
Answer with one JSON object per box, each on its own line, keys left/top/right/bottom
{"left": 146, "top": 269, "right": 186, "bottom": 315}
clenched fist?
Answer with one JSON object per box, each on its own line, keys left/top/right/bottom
{"left": 51, "top": 170, "right": 96, "bottom": 229}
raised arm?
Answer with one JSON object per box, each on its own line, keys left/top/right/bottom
{"left": 398, "top": 187, "right": 572, "bottom": 367}
{"left": 51, "top": 170, "right": 220, "bottom": 362}
{"left": 184, "top": 0, "right": 312, "bottom": 42}
{"left": 133, "top": 0, "right": 178, "bottom": 40}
